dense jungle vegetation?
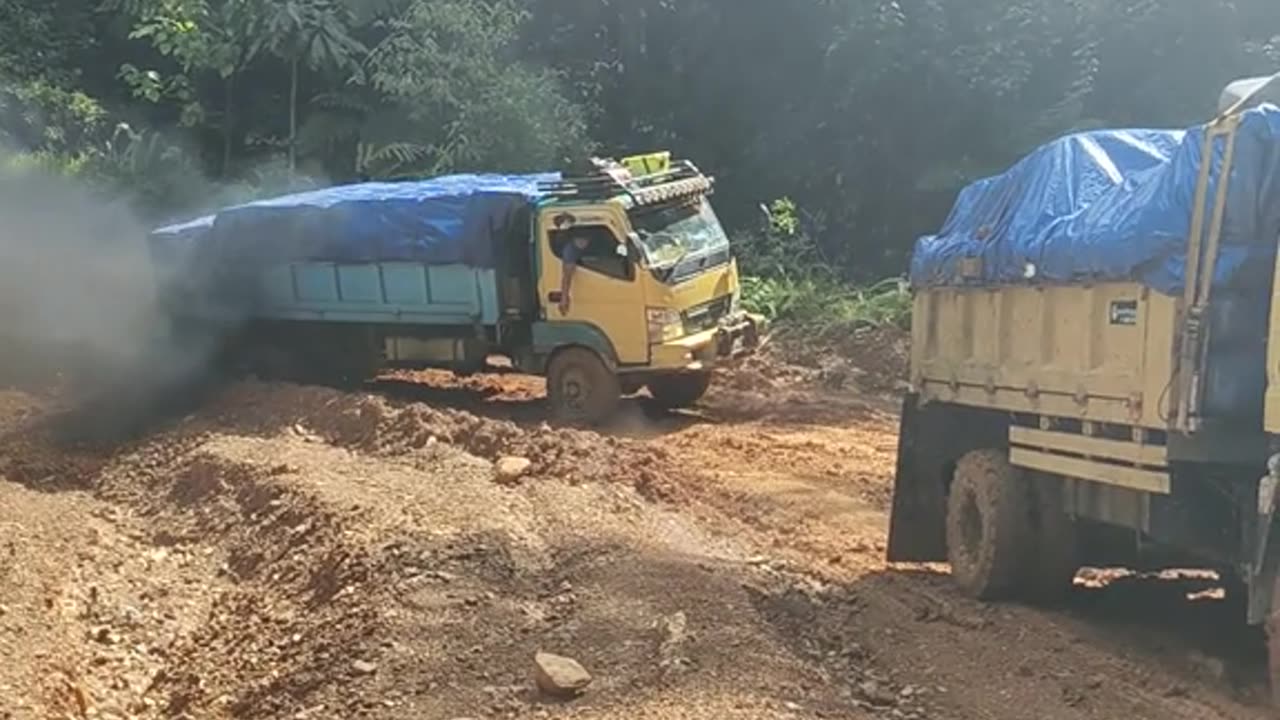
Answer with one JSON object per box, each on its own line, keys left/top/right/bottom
{"left": 2, "top": 0, "right": 1278, "bottom": 326}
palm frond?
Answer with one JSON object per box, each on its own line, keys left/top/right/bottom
{"left": 356, "top": 140, "right": 434, "bottom": 177}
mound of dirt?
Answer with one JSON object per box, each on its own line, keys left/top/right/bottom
{"left": 1, "top": 370, "right": 1269, "bottom": 720}
{"left": 826, "top": 325, "right": 911, "bottom": 392}
{"left": 0, "top": 378, "right": 903, "bottom": 719}
{"left": 382, "top": 368, "right": 546, "bottom": 404}
{"left": 199, "top": 382, "right": 693, "bottom": 503}
{"left": 761, "top": 324, "right": 911, "bottom": 395}
{"left": 0, "top": 389, "right": 113, "bottom": 490}
{"left": 100, "top": 446, "right": 384, "bottom": 719}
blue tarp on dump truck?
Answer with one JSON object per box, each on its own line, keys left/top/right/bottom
{"left": 150, "top": 173, "right": 558, "bottom": 269}
{"left": 910, "top": 105, "right": 1280, "bottom": 295}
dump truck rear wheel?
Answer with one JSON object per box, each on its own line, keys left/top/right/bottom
{"left": 946, "top": 449, "right": 1030, "bottom": 600}
{"left": 245, "top": 343, "right": 296, "bottom": 381}
{"left": 547, "top": 347, "right": 620, "bottom": 425}
{"left": 306, "top": 327, "right": 382, "bottom": 390}
{"left": 1021, "top": 472, "right": 1080, "bottom": 602}
{"left": 647, "top": 371, "right": 713, "bottom": 409}
{"left": 317, "top": 349, "right": 381, "bottom": 390}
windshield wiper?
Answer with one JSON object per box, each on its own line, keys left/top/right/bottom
{"left": 637, "top": 231, "right": 688, "bottom": 270}
{"left": 663, "top": 244, "right": 691, "bottom": 268}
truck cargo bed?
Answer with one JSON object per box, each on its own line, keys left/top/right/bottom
{"left": 254, "top": 262, "right": 501, "bottom": 326}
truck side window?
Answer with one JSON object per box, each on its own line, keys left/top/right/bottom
{"left": 550, "top": 226, "right": 633, "bottom": 281}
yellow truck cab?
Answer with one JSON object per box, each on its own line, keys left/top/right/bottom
{"left": 530, "top": 154, "right": 760, "bottom": 420}
{"left": 148, "top": 152, "right": 762, "bottom": 424}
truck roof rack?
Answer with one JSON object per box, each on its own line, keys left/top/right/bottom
{"left": 539, "top": 156, "right": 713, "bottom": 206}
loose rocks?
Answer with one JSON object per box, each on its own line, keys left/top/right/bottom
{"left": 533, "top": 652, "right": 592, "bottom": 698}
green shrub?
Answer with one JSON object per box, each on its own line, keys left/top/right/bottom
{"left": 741, "top": 273, "right": 909, "bottom": 332}
{"left": 735, "top": 197, "right": 910, "bottom": 332}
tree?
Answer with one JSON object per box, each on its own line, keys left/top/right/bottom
{"left": 0, "top": 0, "right": 96, "bottom": 85}
{"left": 6, "top": 0, "right": 1280, "bottom": 270}
{"left": 256, "top": 0, "right": 366, "bottom": 175}
{"left": 111, "top": 0, "right": 273, "bottom": 174}
{"left": 523, "top": 0, "right": 1280, "bottom": 277}
{"left": 360, "top": 0, "right": 589, "bottom": 176}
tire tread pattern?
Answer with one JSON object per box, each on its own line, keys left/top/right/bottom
{"left": 946, "top": 449, "right": 1030, "bottom": 600}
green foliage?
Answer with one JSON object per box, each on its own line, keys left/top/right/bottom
{"left": 736, "top": 197, "right": 909, "bottom": 331}
{"left": 733, "top": 198, "right": 828, "bottom": 278}
{"left": 0, "top": 0, "right": 1276, "bottom": 270}
{"left": 82, "top": 124, "right": 205, "bottom": 209}
{"left": 257, "top": 0, "right": 367, "bottom": 172}
{"left": 2, "top": 149, "right": 92, "bottom": 178}
{"left": 114, "top": 0, "right": 266, "bottom": 78}
{"left": 765, "top": 198, "right": 800, "bottom": 239}
{"left": 363, "top": 0, "right": 589, "bottom": 175}
{"left": 522, "top": 0, "right": 1280, "bottom": 277}
{"left": 741, "top": 275, "right": 910, "bottom": 332}
{"left": 256, "top": 0, "right": 366, "bottom": 76}
{"left": 2, "top": 121, "right": 206, "bottom": 211}
{"left": 100, "top": 0, "right": 589, "bottom": 181}
{"left": 0, "top": 81, "right": 110, "bottom": 154}
{"left": 0, "top": 0, "right": 96, "bottom": 84}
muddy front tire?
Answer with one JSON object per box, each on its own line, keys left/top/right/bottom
{"left": 647, "top": 371, "right": 713, "bottom": 410}
{"left": 946, "top": 449, "right": 1031, "bottom": 600}
{"left": 547, "top": 347, "right": 621, "bottom": 425}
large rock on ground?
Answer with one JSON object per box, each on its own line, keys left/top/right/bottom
{"left": 533, "top": 652, "right": 592, "bottom": 697}
{"left": 494, "top": 456, "right": 533, "bottom": 485}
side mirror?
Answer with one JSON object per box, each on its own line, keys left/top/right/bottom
{"left": 615, "top": 242, "right": 629, "bottom": 258}
{"left": 625, "top": 232, "right": 644, "bottom": 264}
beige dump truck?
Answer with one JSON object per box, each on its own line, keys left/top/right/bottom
{"left": 888, "top": 74, "right": 1280, "bottom": 697}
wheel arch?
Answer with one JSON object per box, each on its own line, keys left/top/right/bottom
{"left": 531, "top": 321, "right": 620, "bottom": 374}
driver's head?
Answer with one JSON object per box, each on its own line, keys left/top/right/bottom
{"left": 571, "top": 234, "right": 591, "bottom": 250}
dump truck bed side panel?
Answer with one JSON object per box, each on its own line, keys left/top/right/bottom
{"left": 255, "top": 262, "right": 502, "bottom": 327}
{"left": 911, "top": 282, "right": 1178, "bottom": 428}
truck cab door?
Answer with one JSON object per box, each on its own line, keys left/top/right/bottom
{"left": 536, "top": 214, "right": 649, "bottom": 365}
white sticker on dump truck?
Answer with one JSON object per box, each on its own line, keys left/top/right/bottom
{"left": 1109, "top": 300, "right": 1138, "bottom": 326}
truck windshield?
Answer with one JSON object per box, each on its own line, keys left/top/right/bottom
{"left": 630, "top": 199, "right": 731, "bottom": 282}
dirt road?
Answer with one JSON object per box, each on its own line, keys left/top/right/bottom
{"left": 0, "top": 351, "right": 1273, "bottom": 719}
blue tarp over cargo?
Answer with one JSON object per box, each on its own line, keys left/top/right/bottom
{"left": 150, "top": 173, "right": 559, "bottom": 269}
{"left": 910, "top": 105, "right": 1280, "bottom": 295}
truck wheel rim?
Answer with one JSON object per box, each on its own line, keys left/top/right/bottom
{"left": 561, "top": 367, "right": 589, "bottom": 410}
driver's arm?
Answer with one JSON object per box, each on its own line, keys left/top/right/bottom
{"left": 560, "top": 263, "right": 577, "bottom": 313}
{"left": 559, "top": 239, "right": 581, "bottom": 314}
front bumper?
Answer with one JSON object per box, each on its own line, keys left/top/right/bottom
{"left": 649, "top": 313, "right": 764, "bottom": 371}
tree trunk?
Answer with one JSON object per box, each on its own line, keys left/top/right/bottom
{"left": 289, "top": 56, "right": 298, "bottom": 176}
{"left": 222, "top": 74, "right": 235, "bottom": 177}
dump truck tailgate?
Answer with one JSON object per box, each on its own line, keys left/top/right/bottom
{"left": 911, "top": 282, "right": 1178, "bottom": 429}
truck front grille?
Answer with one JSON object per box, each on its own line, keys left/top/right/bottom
{"left": 682, "top": 295, "right": 732, "bottom": 334}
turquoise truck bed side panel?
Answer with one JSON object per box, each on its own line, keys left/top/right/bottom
{"left": 256, "top": 262, "right": 500, "bottom": 326}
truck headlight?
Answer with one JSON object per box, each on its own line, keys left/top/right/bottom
{"left": 647, "top": 307, "right": 684, "bottom": 343}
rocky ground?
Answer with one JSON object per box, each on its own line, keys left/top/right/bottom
{"left": 0, "top": 336, "right": 1273, "bottom": 719}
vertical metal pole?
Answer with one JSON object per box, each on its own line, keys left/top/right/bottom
{"left": 1175, "top": 116, "right": 1241, "bottom": 433}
